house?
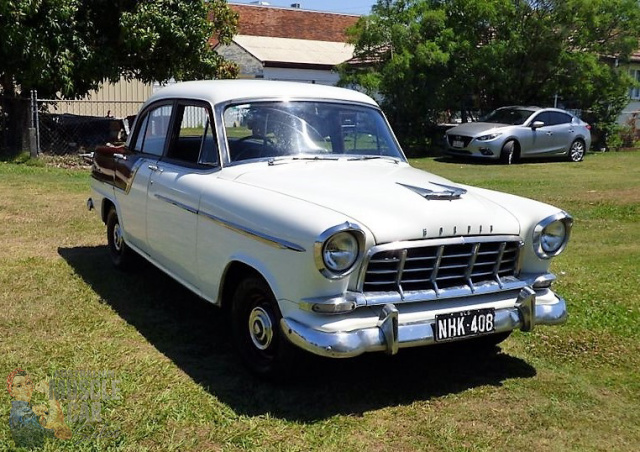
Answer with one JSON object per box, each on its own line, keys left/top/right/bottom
{"left": 621, "top": 49, "right": 640, "bottom": 134}
{"left": 214, "top": 3, "right": 359, "bottom": 85}
{"left": 53, "top": 3, "right": 360, "bottom": 116}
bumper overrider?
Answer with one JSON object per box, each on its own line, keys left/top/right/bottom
{"left": 281, "top": 286, "right": 567, "bottom": 358}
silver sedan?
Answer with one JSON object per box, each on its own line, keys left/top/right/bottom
{"left": 445, "top": 106, "right": 591, "bottom": 163}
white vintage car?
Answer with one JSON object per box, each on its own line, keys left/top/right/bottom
{"left": 89, "top": 80, "right": 571, "bottom": 376}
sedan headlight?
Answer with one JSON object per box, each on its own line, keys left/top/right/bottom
{"left": 533, "top": 212, "right": 573, "bottom": 259}
{"left": 476, "top": 133, "right": 502, "bottom": 141}
{"left": 315, "top": 223, "right": 365, "bottom": 279}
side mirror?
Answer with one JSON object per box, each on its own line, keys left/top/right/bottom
{"left": 531, "top": 121, "right": 545, "bottom": 130}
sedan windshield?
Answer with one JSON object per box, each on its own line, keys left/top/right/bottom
{"left": 223, "top": 101, "right": 404, "bottom": 162}
{"left": 480, "top": 108, "right": 536, "bottom": 125}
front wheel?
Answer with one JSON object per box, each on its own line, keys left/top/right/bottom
{"left": 231, "top": 276, "right": 295, "bottom": 378}
{"left": 106, "top": 207, "right": 132, "bottom": 269}
{"left": 500, "top": 140, "right": 518, "bottom": 164}
{"left": 568, "top": 139, "right": 585, "bottom": 162}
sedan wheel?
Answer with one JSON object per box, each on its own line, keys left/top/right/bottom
{"left": 568, "top": 139, "right": 585, "bottom": 162}
{"left": 500, "top": 140, "right": 518, "bottom": 164}
{"left": 231, "top": 276, "right": 295, "bottom": 378}
{"left": 106, "top": 207, "right": 132, "bottom": 269}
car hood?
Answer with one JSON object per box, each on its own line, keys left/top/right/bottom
{"left": 447, "top": 122, "right": 510, "bottom": 136}
{"left": 223, "top": 160, "right": 521, "bottom": 243}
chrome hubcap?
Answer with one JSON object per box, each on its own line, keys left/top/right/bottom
{"left": 571, "top": 143, "right": 584, "bottom": 160}
{"left": 113, "top": 223, "right": 123, "bottom": 252}
{"left": 248, "top": 307, "right": 273, "bottom": 350}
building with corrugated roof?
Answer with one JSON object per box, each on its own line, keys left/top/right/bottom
{"left": 214, "top": 3, "right": 359, "bottom": 85}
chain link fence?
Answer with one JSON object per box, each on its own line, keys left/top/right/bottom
{"left": 37, "top": 97, "right": 142, "bottom": 154}
{"left": 2, "top": 92, "right": 144, "bottom": 155}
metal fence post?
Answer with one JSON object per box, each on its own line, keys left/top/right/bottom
{"left": 29, "top": 89, "right": 39, "bottom": 157}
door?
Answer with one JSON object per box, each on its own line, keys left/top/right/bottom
{"left": 114, "top": 102, "right": 173, "bottom": 251}
{"left": 546, "top": 112, "right": 574, "bottom": 155}
{"left": 146, "top": 103, "right": 219, "bottom": 288}
{"left": 523, "top": 111, "right": 555, "bottom": 157}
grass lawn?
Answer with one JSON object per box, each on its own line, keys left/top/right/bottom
{"left": 0, "top": 151, "right": 638, "bottom": 451}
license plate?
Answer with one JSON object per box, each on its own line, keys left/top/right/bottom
{"left": 434, "top": 308, "right": 495, "bottom": 342}
{"left": 452, "top": 140, "right": 464, "bottom": 148}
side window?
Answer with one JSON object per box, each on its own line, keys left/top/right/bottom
{"left": 132, "top": 104, "right": 173, "bottom": 157}
{"left": 167, "top": 104, "right": 218, "bottom": 166}
{"left": 534, "top": 112, "right": 551, "bottom": 127}
{"left": 551, "top": 112, "right": 571, "bottom": 125}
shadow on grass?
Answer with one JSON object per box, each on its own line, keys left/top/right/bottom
{"left": 59, "top": 245, "right": 536, "bottom": 422}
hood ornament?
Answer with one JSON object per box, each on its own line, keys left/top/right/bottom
{"left": 397, "top": 182, "right": 467, "bottom": 200}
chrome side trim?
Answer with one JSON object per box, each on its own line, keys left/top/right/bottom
{"left": 152, "top": 193, "right": 306, "bottom": 252}
{"left": 154, "top": 194, "right": 198, "bottom": 214}
{"left": 282, "top": 289, "right": 567, "bottom": 358}
{"left": 199, "top": 210, "right": 306, "bottom": 252}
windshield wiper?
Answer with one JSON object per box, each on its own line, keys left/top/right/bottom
{"left": 267, "top": 155, "right": 339, "bottom": 165}
{"left": 347, "top": 155, "right": 399, "bottom": 163}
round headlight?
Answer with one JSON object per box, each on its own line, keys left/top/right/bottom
{"left": 533, "top": 213, "right": 572, "bottom": 259}
{"left": 323, "top": 231, "right": 359, "bottom": 272}
{"left": 540, "top": 220, "right": 566, "bottom": 254}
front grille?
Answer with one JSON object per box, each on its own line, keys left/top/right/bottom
{"left": 362, "top": 238, "right": 521, "bottom": 294}
{"left": 448, "top": 135, "right": 473, "bottom": 147}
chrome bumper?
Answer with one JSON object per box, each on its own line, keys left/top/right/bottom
{"left": 281, "top": 287, "right": 567, "bottom": 358}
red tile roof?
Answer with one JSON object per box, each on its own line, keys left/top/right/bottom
{"left": 229, "top": 4, "right": 359, "bottom": 42}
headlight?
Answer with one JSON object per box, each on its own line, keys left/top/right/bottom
{"left": 315, "top": 223, "right": 365, "bottom": 279}
{"left": 323, "top": 232, "right": 359, "bottom": 271}
{"left": 533, "top": 212, "right": 573, "bottom": 259}
{"left": 476, "top": 133, "right": 502, "bottom": 141}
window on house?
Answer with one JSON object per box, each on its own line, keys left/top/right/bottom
{"left": 630, "top": 69, "right": 640, "bottom": 100}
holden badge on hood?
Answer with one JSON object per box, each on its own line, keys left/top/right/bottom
{"left": 397, "top": 182, "right": 467, "bottom": 200}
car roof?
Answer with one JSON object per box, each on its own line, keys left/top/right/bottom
{"left": 496, "top": 106, "right": 542, "bottom": 111}
{"left": 496, "top": 106, "right": 577, "bottom": 115}
{"left": 145, "top": 80, "right": 378, "bottom": 107}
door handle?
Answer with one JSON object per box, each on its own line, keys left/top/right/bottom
{"left": 148, "top": 164, "right": 163, "bottom": 172}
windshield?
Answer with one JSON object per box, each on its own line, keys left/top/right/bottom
{"left": 480, "top": 108, "right": 536, "bottom": 125}
{"left": 223, "top": 101, "right": 404, "bottom": 162}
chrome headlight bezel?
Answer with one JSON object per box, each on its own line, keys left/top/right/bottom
{"left": 532, "top": 212, "right": 573, "bottom": 259}
{"left": 314, "top": 222, "right": 365, "bottom": 279}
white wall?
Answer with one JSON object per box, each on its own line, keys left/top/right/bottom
{"left": 262, "top": 67, "right": 340, "bottom": 85}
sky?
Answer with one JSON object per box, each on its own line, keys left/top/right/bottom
{"left": 231, "top": 1, "right": 377, "bottom": 16}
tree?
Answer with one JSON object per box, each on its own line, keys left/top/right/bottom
{"left": 0, "top": 0, "right": 238, "bottom": 153}
{"left": 339, "top": 0, "right": 640, "bottom": 149}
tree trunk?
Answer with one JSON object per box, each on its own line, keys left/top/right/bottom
{"left": 1, "top": 100, "right": 31, "bottom": 155}
{"left": 1, "top": 77, "right": 31, "bottom": 155}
